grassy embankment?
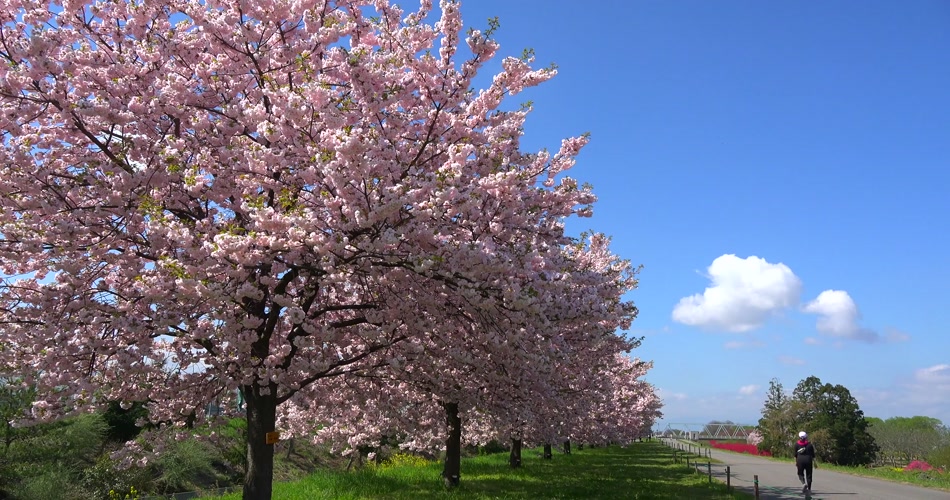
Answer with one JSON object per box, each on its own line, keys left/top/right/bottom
{"left": 201, "top": 440, "right": 752, "bottom": 499}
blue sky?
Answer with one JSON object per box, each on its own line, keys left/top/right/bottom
{"left": 448, "top": 0, "right": 950, "bottom": 427}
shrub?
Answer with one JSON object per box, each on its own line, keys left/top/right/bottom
{"left": 928, "top": 444, "right": 950, "bottom": 471}
{"left": 3, "top": 413, "right": 109, "bottom": 499}
{"left": 479, "top": 439, "right": 508, "bottom": 455}
{"left": 208, "top": 418, "right": 247, "bottom": 476}
{"left": 107, "top": 486, "right": 141, "bottom": 500}
{"left": 904, "top": 460, "right": 935, "bottom": 472}
{"left": 103, "top": 401, "right": 150, "bottom": 443}
{"left": 155, "top": 439, "right": 224, "bottom": 493}
{"left": 81, "top": 455, "right": 152, "bottom": 500}
{"left": 12, "top": 413, "right": 108, "bottom": 468}
{"left": 11, "top": 463, "right": 86, "bottom": 500}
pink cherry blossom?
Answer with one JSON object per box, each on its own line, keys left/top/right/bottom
{"left": 0, "top": 1, "right": 661, "bottom": 498}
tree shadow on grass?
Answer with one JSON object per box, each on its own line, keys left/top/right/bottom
{"left": 240, "top": 442, "right": 747, "bottom": 500}
{"left": 447, "top": 442, "right": 743, "bottom": 499}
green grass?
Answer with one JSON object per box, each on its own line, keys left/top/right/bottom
{"left": 200, "top": 441, "right": 752, "bottom": 499}
{"left": 811, "top": 462, "right": 950, "bottom": 492}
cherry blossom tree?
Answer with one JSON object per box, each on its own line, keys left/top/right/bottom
{"left": 0, "top": 0, "right": 639, "bottom": 498}
{"left": 276, "top": 234, "right": 656, "bottom": 483}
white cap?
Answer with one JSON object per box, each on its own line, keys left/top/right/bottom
{"left": 799, "top": 431, "right": 807, "bottom": 439}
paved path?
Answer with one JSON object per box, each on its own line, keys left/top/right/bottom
{"left": 661, "top": 439, "right": 950, "bottom": 500}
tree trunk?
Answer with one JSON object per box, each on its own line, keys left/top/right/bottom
{"left": 442, "top": 402, "right": 461, "bottom": 487}
{"left": 284, "top": 438, "right": 295, "bottom": 460}
{"left": 543, "top": 443, "right": 553, "bottom": 459}
{"left": 509, "top": 438, "right": 522, "bottom": 468}
{"left": 563, "top": 439, "right": 571, "bottom": 455}
{"left": 243, "top": 385, "right": 278, "bottom": 500}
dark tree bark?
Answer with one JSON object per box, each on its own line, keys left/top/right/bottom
{"left": 563, "top": 439, "right": 571, "bottom": 455}
{"left": 442, "top": 402, "right": 461, "bottom": 487}
{"left": 284, "top": 438, "right": 299, "bottom": 460}
{"left": 509, "top": 438, "right": 523, "bottom": 468}
{"left": 243, "top": 385, "right": 278, "bottom": 500}
{"left": 543, "top": 443, "right": 553, "bottom": 459}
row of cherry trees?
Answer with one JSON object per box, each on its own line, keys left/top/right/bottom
{"left": 0, "top": 0, "right": 661, "bottom": 498}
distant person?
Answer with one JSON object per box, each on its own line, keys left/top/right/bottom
{"left": 795, "top": 431, "right": 816, "bottom": 493}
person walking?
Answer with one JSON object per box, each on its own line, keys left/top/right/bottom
{"left": 795, "top": 431, "right": 816, "bottom": 493}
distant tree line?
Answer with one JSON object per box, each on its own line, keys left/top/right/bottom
{"left": 866, "top": 416, "right": 950, "bottom": 468}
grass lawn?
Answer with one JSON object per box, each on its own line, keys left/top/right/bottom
{"left": 200, "top": 441, "right": 752, "bottom": 499}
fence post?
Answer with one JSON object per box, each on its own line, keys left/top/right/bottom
{"left": 726, "top": 466, "right": 731, "bottom": 492}
{"left": 686, "top": 456, "right": 690, "bottom": 469}
{"left": 754, "top": 474, "right": 760, "bottom": 499}
{"left": 707, "top": 461, "right": 712, "bottom": 483}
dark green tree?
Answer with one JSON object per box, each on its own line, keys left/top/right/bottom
{"left": 792, "top": 376, "right": 878, "bottom": 466}
{"left": 758, "top": 376, "right": 878, "bottom": 465}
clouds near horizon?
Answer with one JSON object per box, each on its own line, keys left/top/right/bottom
{"left": 845, "top": 364, "right": 950, "bottom": 423}
{"left": 739, "top": 384, "right": 759, "bottom": 395}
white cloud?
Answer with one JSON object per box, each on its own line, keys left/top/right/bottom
{"left": 803, "top": 337, "right": 822, "bottom": 345}
{"left": 854, "top": 364, "right": 950, "bottom": 422}
{"left": 803, "top": 290, "right": 879, "bottom": 342}
{"left": 629, "top": 325, "right": 672, "bottom": 337}
{"left": 884, "top": 327, "right": 911, "bottom": 342}
{"left": 915, "top": 364, "right": 950, "bottom": 385}
{"left": 739, "top": 385, "right": 759, "bottom": 395}
{"left": 778, "top": 355, "right": 806, "bottom": 366}
{"left": 657, "top": 388, "right": 688, "bottom": 402}
{"left": 724, "top": 340, "right": 765, "bottom": 349}
{"left": 672, "top": 254, "right": 802, "bottom": 332}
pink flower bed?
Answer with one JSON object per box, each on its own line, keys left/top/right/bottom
{"left": 904, "top": 460, "right": 945, "bottom": 473}
{"left": 708, "top": 440, "right": 772, "bottom": 457}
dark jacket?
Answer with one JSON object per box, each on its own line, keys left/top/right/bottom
{"left": 795, "top": 439, "right": 815, "bottom": 464}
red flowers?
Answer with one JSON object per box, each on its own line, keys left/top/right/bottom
{"left": 708, "top": 440, "right": 772, "bottom": 456}
{"left": 904, "top": 460, "right": 945, "bottom": 473}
